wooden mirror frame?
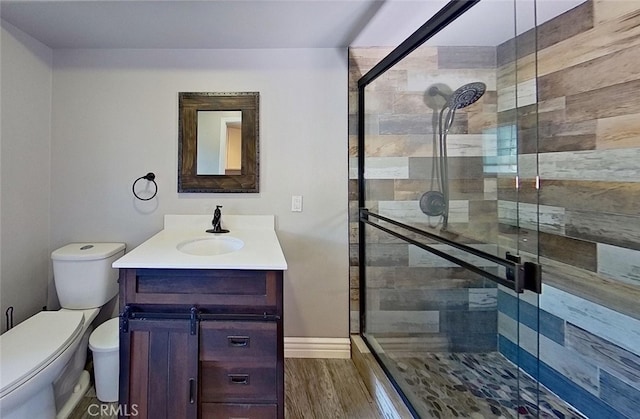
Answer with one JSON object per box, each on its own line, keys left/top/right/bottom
{"left": 178, "top": 92, "right": 259, "bottom": 193}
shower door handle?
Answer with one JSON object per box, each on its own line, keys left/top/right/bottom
{"left": 523, "top": 262, "right": 542, "bottom": 294}
{"left": 506, "top": 252, "right": 541, "bottom": 294}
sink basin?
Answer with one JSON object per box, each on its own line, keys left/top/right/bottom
{"left": 176, "top": 236, "right": 244, "bottom": 256}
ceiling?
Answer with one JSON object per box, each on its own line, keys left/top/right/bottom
{"left": 0, "top": 0, "right": 586, "bottom": 50}
{"left": 0, "top": 0, "right": 392, "bottom": 49}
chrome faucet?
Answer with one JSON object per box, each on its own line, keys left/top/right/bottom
{"left": 207, "top": 205, "right": 229, "bottom": 233}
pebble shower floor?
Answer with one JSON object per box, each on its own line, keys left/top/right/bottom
{"left": 387, "top": 351, "right": 585, "bottom": 419}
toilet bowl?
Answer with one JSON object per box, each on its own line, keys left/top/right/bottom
{"left": 51, "top": 307, "right": 101, "bottom": 418}
{"left": 0, "top": 242, "right": 125, "bottom": 419}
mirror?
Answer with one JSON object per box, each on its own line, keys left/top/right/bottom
{"left": 197, "top": 111, "right": 242, "bottom": 175}
{"left": 178, "top": 92, "right": 259, "bottom": 192}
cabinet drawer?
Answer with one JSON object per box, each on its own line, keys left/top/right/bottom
{"left": 200, "top": 362, "right": 277, "bottom": 403}
{"left": 201, "top": 403, "right": 277, "bottom": 419}
{"left": 122, "top": 269, "right": 280, "bottom": 309}
{"left": 200, "top": 321, "right": 277, "bottom": 361}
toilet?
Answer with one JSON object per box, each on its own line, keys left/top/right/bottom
{"left": 0, "top": 242, "right": 125, "bottom": 419}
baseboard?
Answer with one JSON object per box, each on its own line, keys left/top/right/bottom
{"left": 284, "top": 337, "right": 351, "bottom": 359}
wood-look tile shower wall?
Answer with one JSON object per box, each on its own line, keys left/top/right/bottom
{"left": 496, "top": 0, "right": 640, "bottom": 294}
{"left": 349, "top": 0, "right": 640, "bottom": 417}
{"left": 348, "top": 44, "right": 500, "bottom": 344}
{"left": 495, "top": 1, "right": 640, "bottom": 416}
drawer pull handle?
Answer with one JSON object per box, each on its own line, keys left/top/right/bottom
{"left": 228, "top": 336, "right": 250, "bottom": 347}
{"left": 188, "top": 378, "right": 196, "bottom": 404}
{"left": 228, "top": 373, "right": 250, "bottom": 385}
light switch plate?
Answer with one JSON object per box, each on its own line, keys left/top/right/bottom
{"left": 291, "top": 195, "right": 303, "bottom": 212}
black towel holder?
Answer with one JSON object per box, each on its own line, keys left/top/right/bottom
{"left": 132, "top": 172, "right": 158, "bottom": 201}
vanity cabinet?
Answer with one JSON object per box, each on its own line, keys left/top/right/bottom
{"left": 118, "top": 268, "right": 284, "bottom": 419}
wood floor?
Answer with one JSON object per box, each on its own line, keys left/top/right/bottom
{"left": 284, "top": 358, "right": 386, "bottom": 419}
{"left": 69, "top": 358, "right": 387, "bottom": 419}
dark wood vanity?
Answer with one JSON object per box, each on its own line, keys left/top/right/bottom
{"left": 118, "top": 268, "right": 284, "bottom": 419}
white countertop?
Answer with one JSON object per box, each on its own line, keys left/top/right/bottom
{"left": 113, "top": 215, "right": 288, "bottom": 270}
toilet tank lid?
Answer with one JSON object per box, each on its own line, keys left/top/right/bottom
{"left": 52, "top": 243, "right": 126, "bottom": 261}
{"left": 0, "top": 311, "right": 84, "bottom": 396}
{"left": 89, "top": 317, "right": 120, "bottom": 352}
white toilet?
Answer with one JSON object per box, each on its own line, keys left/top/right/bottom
{"left": 0, "top": 242, "right": 125, "bottom": 419}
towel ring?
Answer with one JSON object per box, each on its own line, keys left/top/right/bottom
{"left": 132, "top": 172, "right": 157, "bottom": 201}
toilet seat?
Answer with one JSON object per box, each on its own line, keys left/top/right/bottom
{"left": 0, "top": 311, "right": 84, "bottom": 398}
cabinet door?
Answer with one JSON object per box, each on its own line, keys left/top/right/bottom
{"left": 120, "top": 318, "right": 199, "bottom": 419}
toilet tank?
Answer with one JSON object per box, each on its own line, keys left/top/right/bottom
{"left": 52, "top": 243, "right": 126, "bottom": 309}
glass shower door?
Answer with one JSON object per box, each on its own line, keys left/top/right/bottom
{"left": 353, "top": 0, "right": 574, "bottom": 417}
{"left": 503, "top": 0, "right": 543, "bottom": 415}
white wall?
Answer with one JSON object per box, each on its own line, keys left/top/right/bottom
{"left": 51, "top": 48, "right": 350, "bottom": 338}
{"left": 0, "top": 20, "right": 53, "bottom": 332}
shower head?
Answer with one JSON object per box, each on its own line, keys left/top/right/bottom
{"left": 448, "top": 82, "right": 486, "bottom": 109}
{"left": 427, "top": 81, "right": 486, "bottom": 228}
